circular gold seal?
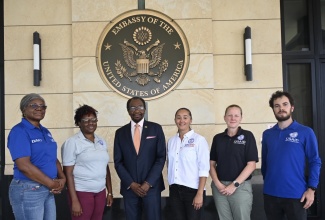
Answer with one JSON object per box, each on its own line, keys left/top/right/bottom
{"left": 96, "top": 9, "right": 190, "bottom": 100}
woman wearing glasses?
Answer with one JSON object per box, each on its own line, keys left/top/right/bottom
{"left": 61, "top": 104, "right": 113, "bottom": 220}
{"left": 7, "top": 93, "right": 66, "bottom": 220}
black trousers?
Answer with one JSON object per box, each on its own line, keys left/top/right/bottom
{"left": 169, "top": 184, "right": 205, "bottom": 220}
{"left": 264, "top": 194, "right": 307, "bottom": 220}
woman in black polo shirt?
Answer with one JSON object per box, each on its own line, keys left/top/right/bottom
{"left": 209, "top": 104, "right": 258, "bottom": 220}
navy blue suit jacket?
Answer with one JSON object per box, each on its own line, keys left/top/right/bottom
{"left": 114, "top": 120, "right": 166, "bottom": 196}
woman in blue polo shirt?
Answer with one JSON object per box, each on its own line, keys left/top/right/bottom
{"left": 7, "top": 93, "right": 66, "bottom": 220}
{"left": 210, "top": 104, "right": 258, "bottom": 220}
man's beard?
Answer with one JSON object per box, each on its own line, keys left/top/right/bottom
{"left": 274, "top": 111, "right": 291, "bottom": 122}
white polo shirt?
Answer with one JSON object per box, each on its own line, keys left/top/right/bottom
{"left": 61, "top": 131, "right": 109, "bottom": 193}
{"left": 167, "top": 129, "right": 210, "bottom": 189}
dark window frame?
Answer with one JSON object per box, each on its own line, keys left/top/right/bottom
{"left": 281, "top": 0, "right": 316, "bottom": 57}
{"left": 282, "top": 59, "right": 317, "bottom": 130}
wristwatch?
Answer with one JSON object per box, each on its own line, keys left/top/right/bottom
{"left": 308, "top": 186, "right": 317, "bottom": 191}
{"left": 233, "top": 181, "right": 240, "bottom": 188}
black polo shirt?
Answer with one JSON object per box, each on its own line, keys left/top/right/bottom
{"left": 210, "top": 127, "right": 258, "bottom": 181}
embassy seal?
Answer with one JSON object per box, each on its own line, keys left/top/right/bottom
{"left": 96, "top": 9, "right": 190, "bottom": 100}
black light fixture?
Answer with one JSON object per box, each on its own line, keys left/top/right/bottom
{"left": 33, "top": 31, "right": 41, "bottom": 86}
{"left": 244, "top": 26, "right": 252, "bottom": 81}
{"left": 138, "top": 0, "right": 145, "bottom": 9}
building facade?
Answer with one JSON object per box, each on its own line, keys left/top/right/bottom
{"left": 1, "top": 0, "right": 324, "bottom": 219}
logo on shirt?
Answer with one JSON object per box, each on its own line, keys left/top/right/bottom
{"left": 238, "top": 135, "right": 244, "bottom": 140}
{"left": 47, "top": 133, "right": 55, "bottom": 142}
{"left": 31, "top": 139, "right": 42, "bottom": 143}
{"left": 184, "top": 138, "right": 195, "bottom": 147}
{"left": 285, "top": 132, "right": 300, "bottom": 143}
{"left": 98, "top": 140, "right": 104, "bottom": 145}
{"left": 234, "top": 135, "right": 246, "bottom": 145}
{"left": 290, "top": 132, "right": 298, "bottom": 138}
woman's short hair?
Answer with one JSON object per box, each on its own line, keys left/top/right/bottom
{"left": 224, "top": 104, "right": 242, "bottom": 116}
{"left": 20, "top": 93, "right": 45, "bottom": 115}
{"left": 74, "top": 105, "right": 98, "bottom": 126}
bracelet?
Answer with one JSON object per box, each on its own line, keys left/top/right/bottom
{"left": 108, "top": 193, "right": 113, "bottom": 196}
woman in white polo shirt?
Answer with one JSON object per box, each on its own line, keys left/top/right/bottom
{"left": 167, "top": 108, "right": 210, "bottom": 220}
{"left": 61, "top": 105, "right": 113, "bottom": 220}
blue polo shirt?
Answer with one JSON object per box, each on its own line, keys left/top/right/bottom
{"left": 261, "top": 120, "right": 322, "bottom": 199}
{"left": 7, "top": 118, "right": 58, "bottom": 180}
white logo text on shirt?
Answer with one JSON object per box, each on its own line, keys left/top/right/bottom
{"left": 31, "top": 139, "right": 42, "bottom": 143}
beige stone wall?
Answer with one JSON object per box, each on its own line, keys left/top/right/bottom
{"left": 4, "top": 0, "right": 282, "bottom": 197}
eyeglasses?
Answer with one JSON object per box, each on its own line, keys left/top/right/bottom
{"left": 29, "top": 104, "right": 47, "bottom": 110}
{"left": 128, "top": 106, "right": 145, "bottom": 112}
{"left": 80, "top": 118, "right": 98, "bottom": 124}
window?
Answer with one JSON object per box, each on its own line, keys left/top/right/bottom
{"left": 283, "top": 0, "right": 310, "bottom": 52}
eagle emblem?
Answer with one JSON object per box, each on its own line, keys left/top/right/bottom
{"left": 115, "top": 27, "right": 169, "bottom": 86}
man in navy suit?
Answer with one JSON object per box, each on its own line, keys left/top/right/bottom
{"left": 114, "top": 96, "right": 166, "bottom": 220}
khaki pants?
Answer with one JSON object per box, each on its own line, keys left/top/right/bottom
{"left": 211, "top": 180, "right": 253, "bottom": 220}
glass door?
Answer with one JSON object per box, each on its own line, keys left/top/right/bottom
{"left": 283, "top": 60, "right": 320, "bottom": 217}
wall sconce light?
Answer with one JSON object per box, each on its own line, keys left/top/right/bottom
{"left": 244, "top": 26, "right": 252, "bottom": 81}
{"left": 138, "top": 0, "right": 145, "bottom": 9}
{"left": 33, "top": 31, "right": 41, "bottom": 86}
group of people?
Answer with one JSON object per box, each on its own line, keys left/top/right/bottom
{"left": 7, "top": 91, "right": 321, "bottom": 220}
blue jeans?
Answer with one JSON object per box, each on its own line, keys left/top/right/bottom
{"left": 9, "top": 179, "right": 56, "bottom": 220}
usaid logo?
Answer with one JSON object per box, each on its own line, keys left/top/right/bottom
{"left": 290, "top": 132, "right": 298, "bottom": 138}
{"left": 237, "top": 135, "right": 244, "bottom": 141}
{"left": 188, "top": 138, "right": 194, "bottom": 144}
{"left": 31, "top": 139, "right": 42, "bottom": 143}
{"left": 234, "top": 135, "right": 246, "bottom": 145}
{"left": 285, "top": 132, "right": 300, "bottom": 143}
{"left": 47, "top": 133, "right": 56, "bottom": 142}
